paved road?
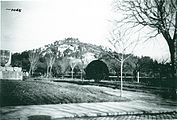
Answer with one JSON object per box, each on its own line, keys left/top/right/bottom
{"left": 1, "top": 99, "right": 177, "bottom": 120}
{"left": 3, "top": 111, "right": 177, "bottom": 120}
{"left": 56, "top": 111, "right": 177, "bottom": 120}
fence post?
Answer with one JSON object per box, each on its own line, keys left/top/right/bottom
{"left": 137, "top": 72, "right": 140, "bottom": 83}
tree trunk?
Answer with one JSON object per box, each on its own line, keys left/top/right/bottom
{"left": 174, "top": 6, "right": 177, "bottom": 82}
{"left": 32, "top": 69, "right": 34, "bottom": 76}
{"left": 173, "top": 11, "right": 177, "bottom": 86}
{"left": 71, "top": 68, "right": 74, "bottom": 79}
{"left": 80, "top": 69, "right": 83, "bottom": 80}
{"left": 49, "top": 66, "right": 53, "bottom": 78}
{"left": 168, "top": 40, "right": 176, "bottom": 84}
{"left": 170, "top": 44, "right": 175, "bottom": 75}
{"left": 170, "top": 38, "right": 177, "bottom": 91}
{"left": 161, "top": 31, "right": 176, "bottom": 80}
{"left": 29, "top": 67, "right": 32, "bottom": 77}
{"left": 120, "top": 60, "right": 123, "bottom": 97}
{"left": 133, "top": 70, "right": 137, "bottom": 81}
{"left": 30, "top": 65, "right": 34, "bottom": 77}
{"left": 164, "top": 33, "right": 177, "bottom": 98}
{"left": 46, "top": 66, "right": 49, "bottom": 78}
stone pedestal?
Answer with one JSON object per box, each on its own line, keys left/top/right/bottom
{"left": 0, "top": 66, "right": 23, "bottom": 80}
{"left": 0, "top": 50, "right": 23, "bottom": 80}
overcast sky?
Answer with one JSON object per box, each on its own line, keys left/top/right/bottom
{"left": 1, "top": 0, "right": 170, "bottom": 61}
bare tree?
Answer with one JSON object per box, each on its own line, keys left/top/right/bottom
{"left": 45, "top": 47, "right": 58, "bottom": 78}
{"left": 68, "top": 57, "right": 81, "bottom": 79}
{"left": 75, "top": 46, "right": 87, "bottom": 80}
{"left": 28, "top": 49, "right": 41, "bottom": 76}
{"left": 114, "top": 0, "right": 177, "bottom": 79}
{"left": 59, "top": 57, "right": 70, "bottom": 79}
{"left": 107, "top": 29, "right": 138, "bottom": 97}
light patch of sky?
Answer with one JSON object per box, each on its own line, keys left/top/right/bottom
{"left": 134, "top": 35, "right": 170, "bottom": 62}
{"left": 1, "top": 0, "right": 112, "bottom": 51}
{"left": 1, "top": 0, "right": 170, "bottom": 61}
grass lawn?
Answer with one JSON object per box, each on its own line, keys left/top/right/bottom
{"left": 0, "top": 79, "right": 128, "bottom": 107}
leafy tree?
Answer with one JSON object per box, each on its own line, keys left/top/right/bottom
{"left": 11, "top": 51, "right": 30, "bottom": 72}
{"left": 52, "top": 60, "right": 62, "bottom": 77}
{"left": 138, "top": 57, "right": 154, "bottom": 75}
{"left": 100, "top": 52, "right": 121, "bottom": 79}
{"left": 21, "top": 51, "right": 30, "bottom": 72}
{"left": 11, "top": 53, "right": 22, "bottom": 67}
{"left": 35, "top": 59, "right": 46, "bottom": 76}
{"left": 58, "top": 57, "right": 70, "bottom": 79}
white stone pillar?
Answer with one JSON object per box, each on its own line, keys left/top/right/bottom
{"left": 5, "top": 51, "right": 11, "bottom": 66}
{"left": 137, "top": 72, "right": 140, "bottom": 83}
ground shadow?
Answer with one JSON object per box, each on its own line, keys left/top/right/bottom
{"left": 28, "top": 115, "right": 51, "bottom": 120}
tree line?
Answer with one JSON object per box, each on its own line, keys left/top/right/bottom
{"left": 11, "top": 40, "right": 173, "bottom": 80}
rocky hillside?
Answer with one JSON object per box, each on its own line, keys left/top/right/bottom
{"left": 39, "top": 38, "right": 106, "bottom": 66}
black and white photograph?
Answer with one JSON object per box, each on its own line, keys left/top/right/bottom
{"left": 0, "top": 0, "right": 177, "bottom": 119}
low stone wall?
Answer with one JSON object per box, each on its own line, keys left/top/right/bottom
{"left": 0, "top": 66, "right": 23, "bottom": 80}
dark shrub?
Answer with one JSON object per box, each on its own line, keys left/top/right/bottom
{"left": 85, "top": 60, "right": 109, "bottom": 82}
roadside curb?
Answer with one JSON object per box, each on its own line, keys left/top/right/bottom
{"left": 58, "top": 110, "right": 177, "bottom": 119}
